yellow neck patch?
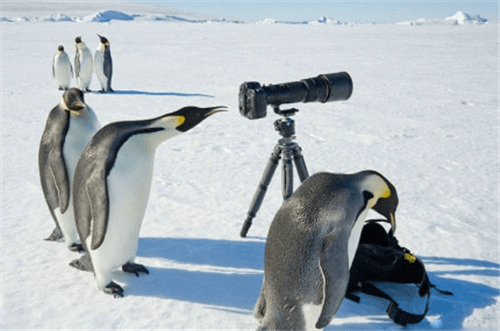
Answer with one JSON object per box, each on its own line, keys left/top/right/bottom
{"left": 381, "top": 186, "right": 391, "bottom": 198}
{"left": 177, "top": 116, "right": 185, "bottom": 126}
{"left": 366, "top": 176, "right": 391, "bottom": 207}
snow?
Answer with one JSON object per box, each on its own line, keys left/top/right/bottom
{"left": 397, "top": 11, "right": 489, "bottom": 26}
{"left": 1, "top": 2, "right": 498, "bottom": 330}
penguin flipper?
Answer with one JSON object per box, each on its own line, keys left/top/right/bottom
{"left": 253, "top": 282, "right": 267, "bottom": 321}
{"left": 48, "top": 148, "right": 70, "bottom": 213}
{"left": 316, "top": 231, "right": 350, "bottom": 329}
{"left": 103, "top": 49, "right": 112, "bottom": 80}
{"left": 74, "top": 55, "right": 80, "bottom": 78}
{"left": 87, "top": 174, "right": 110, "bottom": 250}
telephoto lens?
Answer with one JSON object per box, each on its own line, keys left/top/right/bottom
{"left": 239, "top": 72, "right": 353, "bottom": 120}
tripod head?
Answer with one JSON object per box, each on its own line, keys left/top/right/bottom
{"left": 272, "top": 106, "right": 298, "bottom": 140}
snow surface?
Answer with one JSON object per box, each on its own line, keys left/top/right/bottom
{"left": 1, "top": 2, "right": 499, "bottom": 330}
{"left": 397, "top": 11, "right": 489, "bottom": 26}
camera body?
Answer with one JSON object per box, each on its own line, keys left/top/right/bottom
{"left": 239, "top": 72, "right": 353, "bottom": 120}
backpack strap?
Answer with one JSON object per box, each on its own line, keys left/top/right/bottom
{"left": 357, "top": 271, "right": 431, "bottom": 326}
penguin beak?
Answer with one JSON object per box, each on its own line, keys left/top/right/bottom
{"left": 172, "top": 106, "right": 227, "bottom": 132}
{"left": 389, "top": 212, "right": 396, "bottom": 233}
{"left": 204, "top": 106, "right": 227, "bottom": 117}
{"left": 67, "top": 103, "right": 86, "bottom": 116}
{"left": 71, "top": 103, "right": 85, "bottom": 111}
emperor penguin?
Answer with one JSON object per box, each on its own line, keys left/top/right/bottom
{"left": 52, "top": 45, "right": 73, "bottom": 90}
{"left": 38, "top": 88, "right": 101, "bottom": 251}
{"left": 70, "top": 106, "right": 226, "bottom": 297}
{"left": 94, "top": 34, "right": 113, "bottom": 93}
{"left": 74, "top": 36, "right": 93, "bottom": 92}
{"left": 254, "top": 171, "right": 398, "bottom": 330}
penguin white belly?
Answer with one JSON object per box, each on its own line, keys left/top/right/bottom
{"left": 54, "top": 54, "right": 72, "bottom": 88}
{"left": 348, "top": 207, "right": 369, "bottom": 268}
{"left": 58, "top": 110, "right": 100, "bottom": 247}
{"left": 302, "top": 303, "right": 323, "bottom": 330}
{"left": 77, "top": 50, "right": 93, "bottom": 89}
{"left": 94, "top": 50, "right": 107, "bottom": 89}
{"left": 89, "top": 135, "right": 155, "bottom": 290}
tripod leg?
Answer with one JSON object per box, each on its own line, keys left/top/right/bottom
{"left": 282, "top": 147, "right": 294, "bottom": 200}
{"left": 240, "top": 146, "right": 281, "bottom": 238}
{"left": 293, "top": 146, "right": 309, "bottom": 182}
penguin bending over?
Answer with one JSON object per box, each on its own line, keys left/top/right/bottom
{"left": 74, "top": 36, "right": 93, "bottom": 92}
{"left": 70, "top": 106, "right": 226, "bottom": 297}
{"left": 254, "top": 171, "right": 398, "bottom": 330}
{"left": 94, "top": 35, "right": 113, "bottom": 93}
{"left": 38, "top": 88, "right": 101, "bottom": 250}
{"left": 52, "top": 45, "right": 73, "bottom": 90}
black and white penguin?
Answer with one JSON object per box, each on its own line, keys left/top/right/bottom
{"left": 52, "top": 45, "right": 73, "bottom": 90}
{"left": 70, "top": 106, "right": 226, "bottom": 297}
{"left": 254, "top": 171, "right": 398, "bottom": 330}
{"left": 94, "top": 34, "right": 113, "bottom": 93}
{"left": 38, "top": 88, "right": 101, "bottom": 251}
{"left": 74, "top": 36, "right": 93, "bottom": 92}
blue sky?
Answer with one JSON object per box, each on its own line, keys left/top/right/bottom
{"left": 143, "top": 1, "right": 498, "bottom": 23}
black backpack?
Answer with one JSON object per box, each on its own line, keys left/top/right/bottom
{"left": 346, "top": 220, "right": 452, "bottom": 326}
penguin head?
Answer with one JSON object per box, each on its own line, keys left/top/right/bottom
{"left": 163, "top": 106, "right": 227, "bottom": 133}
{"left": 57, "top": 45, "right": 64, "bottom": 52}
{"left": 97, "top": 34, "right": 109, "bottom": 46}
{"left": 75, "top": 36, "right": 82, "bottom": 44}
{"left": 61, "top": 88, "right": 87, "bottom": 116}
{"left": 361, "top": 171, "right": 399, "bottom": 232}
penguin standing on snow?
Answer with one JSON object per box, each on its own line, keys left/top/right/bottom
{"left": 74, "top": 36, "right": 93, "bottom": 92}
{"left": 94, "top": 34, "right": 113, "bottom": 93}
{"left": 52, "top": 45, "right": 73, "bottom": 90}
{"left": 38, "top": 88, "right": 101, "bottom": 251}
{"left": 254, "top": 171, "right": 398, "bottom": 330}
{"left": 70, "top": 106, "right": 226, "bottom": 297}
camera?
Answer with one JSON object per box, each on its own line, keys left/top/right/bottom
{"left": 239, "top": 72, "right": 353, "bottom": 120}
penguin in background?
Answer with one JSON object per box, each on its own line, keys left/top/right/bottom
{"left": 70, "top": 106, "right": 226, "bottom": 297}
{"left": 38, "top": 88, "right": 101, "bottom": 251}
{"left": 94, "top": 34, "right": 113, "bottom": 93}
{"left": 254, "top": 171, "right": 398, "bottom": 330}
{"left": 52, "top": 45, "right": 73, "bottom": 90}
{"left": 74, "top": 36, "right": 93, "bottom": 92}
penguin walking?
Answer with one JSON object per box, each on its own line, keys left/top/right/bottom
{"left": 70, "top": 106, "right": 226, "bottom": 297}
{"left": 52, "top": 45, "right": 73, "bottom": 90}
{"left": 254, "top": 171, "right": 398, "bottom": 330}
{"left": 38, "top": 88, "right": 101, "bottom": 251}
{"left": 74, "top": 36, "right": 93, "bottom": 92}
{"left": 94, "top": 35, "right": 113, "bottom": 93}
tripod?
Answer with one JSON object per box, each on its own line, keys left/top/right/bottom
{"left": 240, "top": 108, "right": 310, "bottom": 238}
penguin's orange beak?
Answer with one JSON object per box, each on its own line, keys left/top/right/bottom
{"left": 389, "top": 213, "right": 396, "bottom": 233}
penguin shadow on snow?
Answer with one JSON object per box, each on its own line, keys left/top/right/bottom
{"left": 112, "top": 238, "right": 500, "bottom": 328}
{"left": 97, "top": 89, "right": 215, "bottom": 98}
{"left": 330, "top": 256, "right": 500, "bottom": 330}
{"left": 117, "top": 237, "right": 265, "bottom": 312}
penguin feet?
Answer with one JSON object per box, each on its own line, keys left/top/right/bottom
{"left": 104, "top": 281, "right": 124, "bottom": 298}
{"left": 69, "top": 254, "right": 93, "bottom": 272}
{"left": 122, "top": 262, "right": 149, "bottom": 277}
{"left": 44, "top": 226, "right": 63, "bottom": 242}
{"left": 69, "top": 243, "right": 85, "bottom": 253}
